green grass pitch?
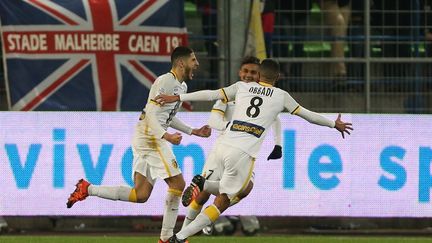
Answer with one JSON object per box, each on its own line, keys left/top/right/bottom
{"left": 2, "top": 236, "right": 432, "bottom": 243}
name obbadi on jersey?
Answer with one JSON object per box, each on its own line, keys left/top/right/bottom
{"left": 249, "top": 86, "right": 274, "bottom": 97}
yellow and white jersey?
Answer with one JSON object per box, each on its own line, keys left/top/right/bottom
{"left": 208, "top": 100, "right": 235, "bottom": 134}
{"left": 145, "top": 71, "right": 187, "bottom": 130}
{"left": 213, "top": 100, "right": 236, "bottom": 122}
{"left": 209, "top": 87, "right": 282, "bottom": 146}
{"left": 132, "top": 71, "right": 187, "bottom": 151}
{"left": 219, "top": 81, "right": 299, "bottom": 157}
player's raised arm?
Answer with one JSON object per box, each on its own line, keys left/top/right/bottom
{"left": 334, "top": 114, "right": 353, "bottom": 139}
{"left": 155, "top": 82, "right": 239, "bottom": 105}
{"left": 283, "top": 92, "right": 353, "bottom": 138}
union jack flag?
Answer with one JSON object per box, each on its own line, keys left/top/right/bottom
{"left": 0, "top": 0, "right": 190, "bottom": 111}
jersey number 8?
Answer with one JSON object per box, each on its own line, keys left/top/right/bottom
{"left": 246, "top": 97, "right": 263, "bottom": 118}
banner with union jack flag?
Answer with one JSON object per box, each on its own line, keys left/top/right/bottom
{"left": 0, "top": 0, "right": 188, "bottom": 111}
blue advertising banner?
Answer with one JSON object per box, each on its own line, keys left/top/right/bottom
{"left": 0, "top": 0, "right": 188, "bottom": 111}
{"left": 0, "top": 112, "right": 431, "bottom": 217}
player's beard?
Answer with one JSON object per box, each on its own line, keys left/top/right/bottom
{"left": 184, "top": 66, "right": 193, "bottom": 82}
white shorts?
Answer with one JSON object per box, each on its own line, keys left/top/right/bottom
{"left": 132, "top": 139, "right": 181, "bottom": 185}
{"left": 202, "top": 143, "right": 255, "bottom": 199}
{"left": 202, "top": 146, "right": 255, "bottom": 184}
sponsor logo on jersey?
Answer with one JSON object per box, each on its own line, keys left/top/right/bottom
{"left": 230, "top": 120, "right": 265, "bottom": 138}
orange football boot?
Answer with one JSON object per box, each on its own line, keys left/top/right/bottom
{"left": 66, "top": 179, "right": 90, "bottom": 208}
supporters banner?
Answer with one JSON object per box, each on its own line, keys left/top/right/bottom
{"left": 0, "top": 112, "right": 432, "bottom": 217}
{"left": 0, "top": 0, "right": 187, "bottom": 111}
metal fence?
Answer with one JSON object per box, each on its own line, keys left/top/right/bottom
{"left": 0, "top": 1, "right": 430, "bottom": 113}
{"left": 185, "top": 0, "right": 432, "bottom": 113}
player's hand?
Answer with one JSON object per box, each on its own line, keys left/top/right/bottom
{"left": 163, "top": 132, "right": 182, "bottom": 145}
{"left": 334, "top": 114, "right": 353, "bottom": 139}
{"left": 155, "top": 94, "right": 180, "bottom": 105}
{"left": 192, "top": 125, "right": 212, "bottom": 137}
{"left": 267, "top": 145, "right": 282, "bottom": 160}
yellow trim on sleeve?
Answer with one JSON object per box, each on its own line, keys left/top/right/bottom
{"left": 291, "top": 105, "right": 301, "bottom": 115}
{"left": 211, "top": 108, "right": 225, "bottom": 115}
{"left": 204, "top": 205, "right": 220, "bottom": 222}
{"left": 128, "top": 188, "right": 138, "bottom": 202}
{"left": 219, "top": 89, "right": 229, "bottom": 103}
{"left": 168, "top": 188, "right": 183, "bottom": 197}
{"left": 190, "top": 200, "right": 203, "bottom": 211}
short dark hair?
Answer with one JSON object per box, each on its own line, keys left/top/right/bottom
{"left": 240, "top": 56, "right": 260, "bottom": 66}
{"left": 259, "top": 59, "right": 280, "bottom": 81}
{"left": 171, "top": 46, "right": 194, "bottom": 64}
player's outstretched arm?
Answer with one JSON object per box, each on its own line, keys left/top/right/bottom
{"left": 283, "top": 91, "right": 353, "bottom": 139}
{"left": 155, "top": 94, "right": 180, "bottom": 105}
{"left": 296, "top": 108, "right": 353, "bottom": 139}
{"left": 155, "top": 90, "right": 223, "bottom": 105}
{"left": 334, "top": 113, "right": 353, "bottom": 139}
{"left": 156, "top": 83, "right": 238, "bottom": 105}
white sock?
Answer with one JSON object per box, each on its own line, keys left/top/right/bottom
{"left": 88, "top": 185, "right": 136, "bottom": 202}
{"left": 203, "top": 180, "right": 219, "bottom": 195}
{"left": 177, "top": 204, "right": 220, "bottom": 240}
{"left": 160, "top": 189, "right": 182, "bottom": 241}
{"left": 181, "top": 200, "right": 203, "bottom": 229}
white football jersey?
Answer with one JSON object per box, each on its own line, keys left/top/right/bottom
{"left": 144, "top": 72, "right": 187, "bottom": 129}
{"left": 219, "top": 81, "right": 299, "bottom": 157}
{"left": 209, "top": 100, "right": 235, "bottom": 134}
{"left": 132, "top": 71, "right": 187, "bottom": 150}
{"left": 212, "top": 100, "right": 236, "bottom": 122}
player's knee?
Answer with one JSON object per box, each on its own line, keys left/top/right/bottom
{"left": 214, "top": 193, "right": 230, "bottom": 212}
{"left": 166, "top": 175, "right": 186, "bottom": 191}
{"left": 238, "top": 181, "right": 254, "bottom": 200}
{"left": 135, "top": 190, "right": 150, "bottom": 203}
{"left": 171, "top": 179, "right": 185, "bottom": 191}
{"left": 179, "top": 179, "right": 186, "bottom": 190}
{"left": 136, "top": 195, "right": 149, "bottom": 203}
{"left": 237, "top": 191, "right": 248, "bottom": 200}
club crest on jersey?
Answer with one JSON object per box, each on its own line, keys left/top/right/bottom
{"left": 230, "top": 120, "right": 265, "bottom": 138}
{"left": 173, "top": 87, "right": 181, "bottom": 95}
{"left": 172, "top": 159, "right": 178, "bottom": 169}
